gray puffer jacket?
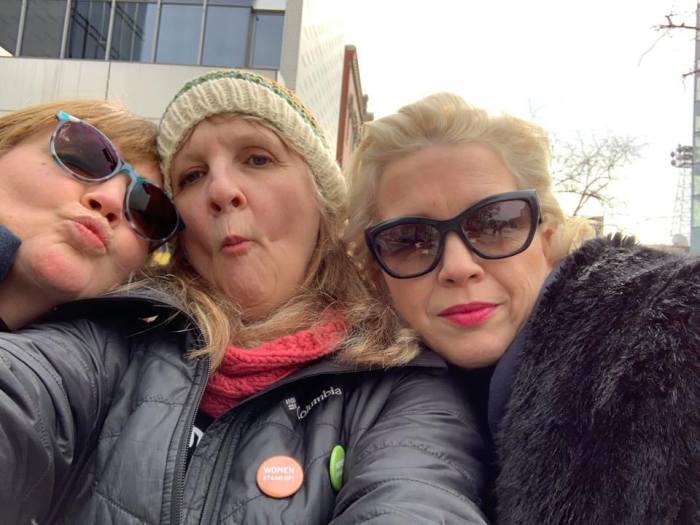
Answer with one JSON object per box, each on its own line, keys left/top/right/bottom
{"left": 0, "top": 292, "right": 488, "bottom": 524}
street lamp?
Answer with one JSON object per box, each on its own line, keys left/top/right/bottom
{"left": 671, "top": 144, "right": 693, "bottom": 168}
{"left": 670, "top": 145, "right": 693, "bottom": 248}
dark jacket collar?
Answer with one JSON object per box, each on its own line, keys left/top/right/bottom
{"left": 487, "top": 234, "right": 648, "bottom": 437}
{"left": 487, "top": 262, "right": 562, "bottom": 437}
{"left": 492, "top": 234, "right": 699, "bottom": 523}
{"left": 46, "top": 287, "right": 190, "bottom": 325}
{"left": 292, "top": 347, "right": 447, "bottom": 379}
{"left": 0, "top": 225, "right": 21, "bottom": 283}
{"left": 0, "top": 225, "right": 21, "bottom": 332}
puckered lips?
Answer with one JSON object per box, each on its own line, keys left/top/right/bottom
{"left": 69, "top": 216, "right": 111, "bottom": 255}
{"left": 221, "top": 234, "right": 251, "bottom": 255}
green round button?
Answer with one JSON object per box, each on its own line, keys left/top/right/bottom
{"left": 329, "top": 445, "right": 345, "bottom": 491}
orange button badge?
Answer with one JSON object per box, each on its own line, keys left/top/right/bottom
{"left": 256, "top": 455, "right": 304, "bottom": 498}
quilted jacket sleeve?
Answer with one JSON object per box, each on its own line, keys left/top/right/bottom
{"left": 0, "top": 317, "right": 131, "bottom": 524}
{"left": 331, "top": 368, "right": 489, "bottom": 524}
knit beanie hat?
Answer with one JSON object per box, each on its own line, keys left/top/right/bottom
{"left": 157, "top": 70, "right": 345, "bottom": 216}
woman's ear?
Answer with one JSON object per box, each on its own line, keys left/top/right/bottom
{"left": 540, "top": 225, "right": 557, "bottom": 268}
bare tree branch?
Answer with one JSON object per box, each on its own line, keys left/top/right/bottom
{"left": 638, "top": 29, "right": 671, "bottom": 67}
{"left": 551, "top": 134, "right": 644, "bottom": 217}
{"left": 646, "top": 10, "right": 698, "bottom": 76}
{"left": 656, "top": 13, "right": 700, "bottom": 31}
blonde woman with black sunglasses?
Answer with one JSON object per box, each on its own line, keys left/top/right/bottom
{"left": 345, "top": 92, "right": 700, "bottom": 524}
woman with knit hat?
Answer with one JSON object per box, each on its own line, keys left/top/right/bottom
{"left": 0, "top": 71, "right": 488, "bottom": 524}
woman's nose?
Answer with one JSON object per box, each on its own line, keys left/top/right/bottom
{"left": 207, "top": 169, "right": 248, "bottom": 214}
{"left": 436, "top": 233, "right": 485, "bottom": 285}
{"left": 80, "top": 175, "right": 126, "bottom": 225}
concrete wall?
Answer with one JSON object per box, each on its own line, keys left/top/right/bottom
{"left": 281, "top": 0, "right": 344, "bottom": 155}
{"left": 0, "top": 57, "right": 280, "bottom": 122}
{"left": 255, "top": 0, "right": 286, "bottom": 9}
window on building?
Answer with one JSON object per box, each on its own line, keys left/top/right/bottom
{"left": 155, "top": 1, "right": 202, "bottom": 65}
{"left": 202, "top": 5, "right": 249, "bottom": 67}
{"left": 111, "top": 0, "right": 157, "bottom": 61}
{"left": 8, "top": 0, "right": 282, "bottom": 68}
{"left": 21, "top": 0, "right": 68, "bottom": 58}
{"left": 67, "top": 0, "right": 111, "bottom": 59}
{"left": 250, "top": 11, "right": 283, "bottom": 69}
{"left": 0, "top": 1, "right": 22, "bottom": 55}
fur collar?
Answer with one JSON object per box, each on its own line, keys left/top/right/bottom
{"left": 495, "top": 235, "right": 700, "bottom": 524}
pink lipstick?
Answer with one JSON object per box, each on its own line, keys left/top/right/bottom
{"left": 439, "top": 303, "right": 497, "bottom": 327}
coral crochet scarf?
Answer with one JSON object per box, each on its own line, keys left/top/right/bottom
{"left": 200, "top": 317, "right": 347, "bottom": 418}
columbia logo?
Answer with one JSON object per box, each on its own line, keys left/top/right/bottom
{"left": 285, "top": 387, "right": 342, "bottom": 420}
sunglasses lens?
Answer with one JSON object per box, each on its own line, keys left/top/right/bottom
{"left": 54, "top": 121, "right": 119, "bottom": 180}
{"left": 127, "top": 181, "right": 179, "bottom": 241}
{"left": 463, "top": 200, "right": 533, "bottom": 257}
{"left": 375, "top": 224, "right": 440, "bottom": 277}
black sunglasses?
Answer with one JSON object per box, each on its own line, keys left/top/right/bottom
{"left": 365, "top": 190, "right": 541, "bottom": 279}
{"left": 50, "top": 111, "right": 182, "bottom": 246}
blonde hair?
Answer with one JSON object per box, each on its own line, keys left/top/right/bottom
{"left": 344, "top": 92, "right": 594, "bottom": 281}
{"left": 0, "top": 99, "right": 157, "bottom": 165}
{"left": 151, "top": 114, "right": 419, "bottom": 370}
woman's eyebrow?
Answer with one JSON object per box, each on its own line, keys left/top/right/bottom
{"left": 235, "top": 128, "right": 288, "bottom": 152}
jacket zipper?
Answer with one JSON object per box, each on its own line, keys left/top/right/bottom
{"left": 198, "top": 409, "right": 255, "bottom": 524}
{"left": 170, "top": 354, "right": 210, "bottom": 525}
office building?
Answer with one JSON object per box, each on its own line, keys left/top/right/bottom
{"left": 0, "top": 0, "right": 368, "bottom": 157}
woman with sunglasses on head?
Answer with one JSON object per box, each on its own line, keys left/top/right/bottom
{"left": 345, "top": 93, "right": 700, "bottom": 524}
{"left": 0, "top": 74, "right": 488, "bottom": 524}
{"left": 0, "top": 100, "right": 180, "bottom": 331}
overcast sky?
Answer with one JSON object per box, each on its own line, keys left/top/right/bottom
{"left": 343, "top": 0, "right": 696, "bottom": 245}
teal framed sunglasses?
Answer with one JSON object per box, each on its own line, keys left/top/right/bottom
{"left": 50, "top": 111, "right": 182, "bottom": 245}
